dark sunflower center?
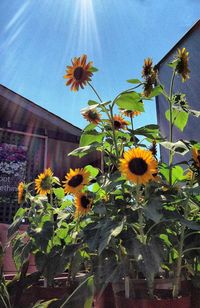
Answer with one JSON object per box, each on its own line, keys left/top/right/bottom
{"left": 128, "top": 158, "right": 148, "bottom": 176}
{"left": 88, "top": 111, "right": 98, "bottom": 120}
{"left": 74, "top": 67, "right": 84, "bottom": 80}
{"left": 176, "top": 60, "right": 185, "bottom": 74}
{"left": 41, "top": 176, "right": 51, "bottom": 190}
{"left": 114, "top": 120, "right": 121, "bottom": 129}
{"left": 81, "top": 196, "right": 90, "bottom": 209}
{"left": 68, "top": 174, "right": 83, "bottom": 187}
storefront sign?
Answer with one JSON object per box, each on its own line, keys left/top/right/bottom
{"left": 0, "top": 143, "right": 27, "bottom": 194}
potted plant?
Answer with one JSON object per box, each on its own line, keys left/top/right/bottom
{"left": 62, "top": 51, "right": 200, "bottom": 307}
{"left": 6, "top": 169, "right": 95, "bottom": 307}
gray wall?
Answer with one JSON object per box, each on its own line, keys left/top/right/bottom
{"left": 156, "top": 23, "right": 200, "bottom": 163}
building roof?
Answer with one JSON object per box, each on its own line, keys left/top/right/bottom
{"left": 157, "top": 19, "right": 200, "bottom": 67}
{"left": 0, "top": 84, "right": 81, "bottom": 137}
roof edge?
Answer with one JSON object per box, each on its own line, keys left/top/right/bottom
{"left": 0, "top": 84, "right": 82, "bottom": 134}
{"left": 156, "top": 19, "right": 200, "bottom": 67}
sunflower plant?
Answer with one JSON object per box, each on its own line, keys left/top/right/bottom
{"left": 8, "top": 167, "right": 94, "bottom": 295}
{"left": 63, "top": 50, "right": 200, "bottom": 301}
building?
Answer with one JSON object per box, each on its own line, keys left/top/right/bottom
{"left": 156, "top": 20, "right": 200, "bottom": 162}
{"left": 0, "top": 84, "right": 100, "bottom": 223}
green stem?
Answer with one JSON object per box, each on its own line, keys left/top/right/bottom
{"left": 88, "top": 82, "right": 103, "bottom": 103}
{"left": 169, "top": 71, "right": 176, "bottom": 186}
{"left": 88, "top": 82, "right": 120, "bottom": 163}
{"left": 184, "top": 231, "right": 200, "bottom": 240}
{"left": 109, "top": 105, "right": 120, "bottom": 160}
{"left": 172, "top": 224, "right": 185, "bottom": 298}
{"left": 111, "top": 83, "right": 143, "bottom": 109}
{"left": 130, "top": 115, "right": 137, "bottom": 147}
{"left": 146, "top": 222, "right": 161, "bottom": 238}
{"left": 173, "top": 198, "right": 188, "bottom": 298}
{"left": 50, "top": 189, "right": 54, "bottom": 250}
{"left": 182, "top": 247, "right": 200, "bottom": 255}
{"left": 136, "top": 185, "right": 145, "bottom": 244}
{"left": 138, "top": 209, "right": 145, "bottom": 244}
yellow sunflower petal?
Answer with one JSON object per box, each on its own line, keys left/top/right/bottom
{"left": 64, "top": 55, "right": 94, "bottom": 92}
{"left": 63, "top": 168, "right": 90, "bottom": 195}
{"left": 35, "top": 168, "right": 53, "bottom": 195}
{"left": 119, "top": 147, "right": 158, "bottom": 185}
{"left": 74, "top": 192, "right": 92, "bottom": 218}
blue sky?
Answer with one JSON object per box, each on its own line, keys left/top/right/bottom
{"left": 0, "top": 0, "right": 199, "bottom": 129}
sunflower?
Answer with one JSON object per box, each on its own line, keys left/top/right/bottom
{"left": 142, "top": 58, "right": 153, "bottom": 78}
{"left": 113, "top": 115, "right": 128, "bottom": 130}
{"left": 141, "top": 58, "right": 157, "bottom": 97}
{"left": 18, "top": 182, "right": 25, "bottom": 204}
{"left": 143, "top": 78, "right": 153, "bottom": 97}
{"left": 82, "top": 109, "right": 101, "bottom": 124}
{"left": 74, "top": 193, "right": 93, "bottom": 217}
{"left": 63, "top": 168, "right": 90, "bottom": 195}
{"left": 35, "top": 168, "right": 53, "bottom": 195}
{"left": 119, "top": 147, "right": 158, "bottom": 185}
{"left": 149, "top": 140, "right": 157, "bottom": 157}
{"left": 120, "top": 109, "right": 141, "bottom": 118}
{"left": 64, "top": 55, "right": 93, "bottom": 91}
{"left": 175, "top": 48, "right": 190, "bottom": 82}
{"left": 192, "top": 147, "right": 200, "bottom": 168}
{"left": 185, "top": 169, "right": 194, "bottom": 181}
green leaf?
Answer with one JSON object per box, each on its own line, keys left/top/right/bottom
{"left": 115, "top": 92, "right": 144, "bottom": 111}
{"left": 89, "top": 66, "right": 98, "bottom": 72}
{"left": 133, "top": 124, "right": 159, "bottom": 139}
{"left": 147, "top": 85, "right": 164, "bottom": 98}
{"left": 8, "top": 218, "right": 22, "bottom": 240}
{"left": 160, "top": 140, "right": 189, "bottom": 155}
{"left": 68, "top": 143, "right": 101, "bottom": 158}
{"left": 81, "top": 104, "right": 99, "bottom": 114}
{"left": 168, "top": 59, "right": 179, "bottom": 68}
{"left": 88, "top": 100, "right": 99, "bottom": 106}
{"left": 31, "top": 221, "right": 54, "bottom": 251}
{"left": 60, "top": 275, "right": 94, "bottom": 308}
{"left": 160, "top": 164, "right": 186, "bottom": 184}
{"left": 85, "top": 165, "right": 99, "bottom": 178}
{"left": 83, "top": 123, "right": 97, "bottom": 132}
{"left": 160, "top": 234, "right": 172, "bottom": 247}
{"left": 56, "top": 228, "right": 69, "bottom": 239}
{"left": 33, "top": 299, "right": 58, "bottom": 308}
{"left": 144, "top": 198, "right": 163, "bottom": 223}
{"left": 189, "top": 108, "right": 200, "bottom": 117}
{"left": 165, "top": 109, "right": 189, "bottom": 132}
{"left": 111, "top": 220, "right": 124, "bottom": 237}
{"left": 127, "top": 79, "right": 141, "bottom": 84}
{"left": 12, "top": 235, "right": 32, "bottom": 270}
{"left": 80, "top": 130, "right": 104, "bottom": 147}
{"left": 14, "top": 207, "right": 26, "bottom": 219}
{"left": 53, "top": 188, "right": 65, "bottom": 200}
{"left": 98, "top": 220, "right": 124, "bottom": 254}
